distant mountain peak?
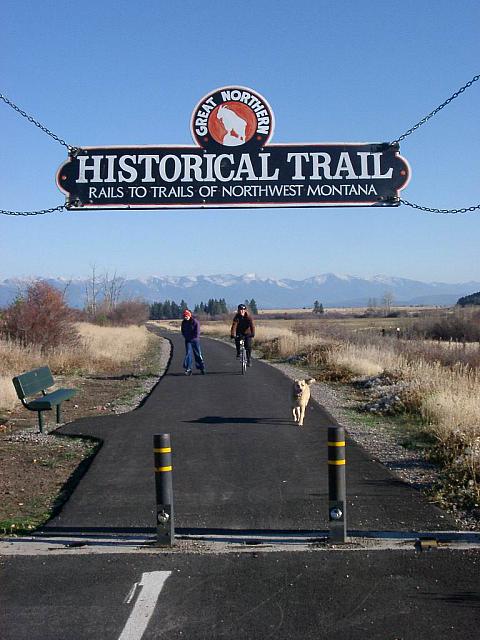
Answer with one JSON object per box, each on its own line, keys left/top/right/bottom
{"left": 0, "top": 273, "right": 478, "bottom": 309}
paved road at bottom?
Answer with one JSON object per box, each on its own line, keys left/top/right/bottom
{"left": 1, "top": 549, "right": 479, "bottom": 639}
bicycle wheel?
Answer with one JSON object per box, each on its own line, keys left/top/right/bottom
{"left": 241, "top": 347, "right": 247, "bottom": 375}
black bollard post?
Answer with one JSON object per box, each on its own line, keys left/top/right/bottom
{"left": 328, "top": 425, "right": 347, "bottom": 543}
{"left": 153, "top": 434, "right": 174, "bottom": 546}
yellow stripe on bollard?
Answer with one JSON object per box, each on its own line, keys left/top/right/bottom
{"left": 328, "top": 460, "right": 346, "bottom": 465}
{"left": 328, "top": 441, "right": 345, "bottom": 447}
{"left": 155, "top": 466, "right": 172, "bottom": 472}
{"left": 154, "top": 448, "right": 172, "bottom": 453}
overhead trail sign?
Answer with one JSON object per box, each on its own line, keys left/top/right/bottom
{"left": 57, "top": 86, "right": 410, "bottom": 210}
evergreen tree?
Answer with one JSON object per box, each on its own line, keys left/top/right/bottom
{"left": 249, "top": 298, "right": 258, "bottom": 314}
{"left": 313, "top": 301, "right": 325, "bottom": 315}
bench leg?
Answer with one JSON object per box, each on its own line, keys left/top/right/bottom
{"left": 38, "top": 412, "right": 44, "bottom": 433}
{"left": 56, "top": 404, "right": 62, "bottom": 424}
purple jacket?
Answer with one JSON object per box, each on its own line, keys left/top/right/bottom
{"left": 181, "top": 317, "right": 200, "bottom": 341}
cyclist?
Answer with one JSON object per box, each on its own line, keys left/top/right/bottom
{"left": 230, "top": 304, "right": 255, "bottom": 366}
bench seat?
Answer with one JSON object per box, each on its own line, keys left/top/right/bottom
{"left": 25, "top": 388, "right": 77, "bottom": 411}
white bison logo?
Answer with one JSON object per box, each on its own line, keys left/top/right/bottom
{"left": 216, "top": 105, "right": 247, "bottom": 146}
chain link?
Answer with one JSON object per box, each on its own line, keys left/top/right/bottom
{"left": 0, "top": 92, "right": 73, "bottom": 150}
{"left": 392, "top": 74, "right": 480, "bottom": 144}
{"left": 0, "top": 93, "right": 76, "bottom": 215}
{"left": 396, "top": 74, "right": 480, "bottom": 214}
{"left": 0, "top": 205, "right": 67, "bottom": 217}
{"left": 400, "top": 199, "right": 480, "bottom": 215}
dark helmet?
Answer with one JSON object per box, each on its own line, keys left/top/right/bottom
{"left": 237, "top": 304, "right": 247, "bottom": 311}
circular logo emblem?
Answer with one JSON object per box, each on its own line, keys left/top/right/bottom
{"left": 191, "top": 86, "right": 274, "bottom": 151}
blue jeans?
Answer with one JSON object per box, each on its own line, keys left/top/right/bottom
{"left": 183, "top": 340, "right": 205, "bottom": 371}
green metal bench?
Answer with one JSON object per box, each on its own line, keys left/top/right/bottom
{"left": 12, "top": 366, "right": 78, "bottom": 433}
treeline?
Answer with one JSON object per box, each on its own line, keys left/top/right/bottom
{"left": 194, "top": 299, "right": 228, "bottom": 316}
{"left": 149, "top": 298, "right": 259, "bottom": 319}
{"left": 149, "top": 298, "right": 230, "bottom": 319}
{"left": 194, "top": 298, "right": 258, "bottom": 316}
{"left": 149, "top": 299, "right": 189, "bottom": 319}
{"left": 457, "top": 291, "right": 480, "bottom": 306}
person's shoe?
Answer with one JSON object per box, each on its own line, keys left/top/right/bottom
{"left": 247, "top": 360, "right": 252, "bottom": 367}
{"left": 201, "top": 369, "right": 206, "bottom": 375}
{"left": 185, "top": 369, "right": 192, "bottom": 376}
{"left": 236, "top": 354, "right": 240, "bottom": 359}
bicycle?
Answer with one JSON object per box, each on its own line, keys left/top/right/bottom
{"left": 232, "top": 336, "right": 248, "bottom": 374}
{"left": 238, "top": 338, "right": 247, "bottom": 375}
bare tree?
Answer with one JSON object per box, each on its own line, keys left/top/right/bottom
{"left": 60, "top": 278, "right": 72, "bottom": 303}
{"left": 102, "top": 270, "right": 125, "bottom": 312}
{"left": 365, "top": 297, "right": 378, "bottom": 316}
{"left": 84, "top": 264, "right": 101, "bottom": 318}
{"left": 382, "top": 291, "right": 394, "bottom": 317}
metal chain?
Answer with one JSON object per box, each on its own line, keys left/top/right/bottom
{"left": 392, "top": 74, "right": 480, "bottom": 144}
{"left": 0, "top": 93, "right": 77, "bottom": 215}
{"left": 0, "top": 92, "right": 73, "bottom": 150}
{"left": 395, "top": 74, "right": 480, "bottom": 213}
{"left": 400, "top": 199, "right": 480, "bottom": 215}
{"left": 0, "top": 205, "right": 67, "bottom": 217}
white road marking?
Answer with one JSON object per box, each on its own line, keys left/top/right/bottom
{"left": 124, "top": 582, "right": 139, "bottom": 605}
{"left": 118, "top": 571, "right": 171, "bottom": 640}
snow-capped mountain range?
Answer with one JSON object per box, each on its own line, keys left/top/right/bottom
{"left": 0, "top": 273, "right": 478, "bottom": 309}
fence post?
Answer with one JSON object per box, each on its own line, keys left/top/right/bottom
{"left": 153, "top": 434, "right": 174, "bottom": 546}
{"left": 328, "top": 425, "right": 347, "bottom": 543}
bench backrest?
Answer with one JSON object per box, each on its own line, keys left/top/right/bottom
{"left": 12, "top": 366, "right": 54, "bottom": 400}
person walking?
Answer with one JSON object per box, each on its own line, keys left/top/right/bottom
{"left": 181, "top": 309, "right": 206, "bottom": 375}
{"left": 230, "top": 303, "right": 255, "bottom": 366}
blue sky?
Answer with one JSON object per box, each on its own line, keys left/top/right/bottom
{"left": 1, "top": 0, "right": 479, "bottom": 284}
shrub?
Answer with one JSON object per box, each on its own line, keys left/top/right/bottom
{"left": 85, "top": 300, "right": 150, "bottom": 326}
{"left": 0, "top": 281, "right": 79, "bottom": 352}
{"left": 411, "top": 309, "right": 480, "bottom": 342}
{"left": 105, "top": 300, "right": 150, "bottom": 326}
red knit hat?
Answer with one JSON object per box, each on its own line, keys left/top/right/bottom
{"left": 183, "top": 309, "right": 192, "bottom": 318}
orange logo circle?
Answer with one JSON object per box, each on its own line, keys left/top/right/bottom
{"left": 208, "top": 102, "right": 258, "bottom": 146}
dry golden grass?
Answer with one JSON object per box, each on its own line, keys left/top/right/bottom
{"left": 272, "top": 331, "right": 480, "bottom": 458}
{"left": 77, "top": 323, "right": 151, "bottom": 366}
{"left": 0, "top": 323, "right": 155, "bottom": 411}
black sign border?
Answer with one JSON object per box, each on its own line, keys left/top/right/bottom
{"left": 57, "top": 142, "right": 411, "bottom": 210}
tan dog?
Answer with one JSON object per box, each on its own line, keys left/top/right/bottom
{"left": 291, "top": 378, "right": 315, "bottom": 426}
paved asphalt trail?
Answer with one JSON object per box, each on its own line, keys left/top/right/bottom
{"left": 45, "top": 330, "right": 454, "bottom": 534}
